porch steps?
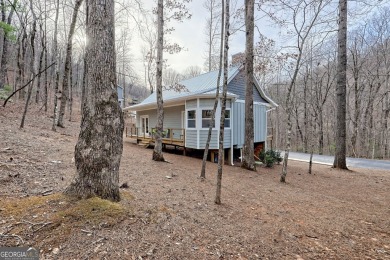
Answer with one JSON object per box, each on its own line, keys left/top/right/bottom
{"left": 138, "top": 140, "right": 151, "bottom": 148}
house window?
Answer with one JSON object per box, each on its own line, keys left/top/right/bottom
{"left": 224, "top": 109, "right": 230, "bottom": 128}
{"left": 187, "top": 110, "right": 196, "bottom": 128}
{"left": 202, "top": 110, "right": 215, "bottom": 128}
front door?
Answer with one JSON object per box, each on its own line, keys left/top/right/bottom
{"left": 141, "top": 116, "right": 149, "bottom": 136}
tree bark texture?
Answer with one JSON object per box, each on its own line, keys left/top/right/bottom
{"left": 280, "top": 112, "right": 291, "bottom": 182}
{"left": 333, "top": 0, "right": 348, "bottom": 169}
{"left": 44, "top": 2, "right": 48, "bottom": 112}
{"left": 0, "top": 0, "right": 6, "bottom": 68}
{"left": 215, "top": 0, "right": 229, "bottom": 205}
{"left": 57, "top": 0, "right": 83, "bottom": 128}
{"left": 16, "top": 29, "right": 27, "bottom": 99}
{"left": 51, "top": 0, "right": 60, "bottom": 131}
{"left": 200, "top": 0, "right": 225, "bottom": 179}
{"left": 65, "top": 0, "right": 124, "bottom": 201}
{"left": 153, "top": 0, "right": 165, "bottom": 161}
{"left": 0, "top": 0, "right": 16, "bottom": 89}
{"left": 20, "top": 0, "right": 37, "bottom": 129}
{"left": 241, "top": 0, "right": 256, "bottom": 171}
{"left": 35, "top": 25, "right": 45, "bottom": 104}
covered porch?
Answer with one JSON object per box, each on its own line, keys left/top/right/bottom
{"left": 125, "top": 127, "right": 185, "bottom": 148}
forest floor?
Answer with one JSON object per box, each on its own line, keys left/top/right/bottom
{"left": 0, "top": 102, "right": 389, "bottom": 260}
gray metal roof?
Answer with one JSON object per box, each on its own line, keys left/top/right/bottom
{"left": 124, "top": 66, "right": 278, "bottom": 111}
{"left": 139, "top": 66, "right": 240, "bottom": 105}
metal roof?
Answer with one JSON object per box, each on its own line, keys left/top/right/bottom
{"left": 124, "top": 65, "right": 278, "bottom": 111}
{"left": 138, "top": 66, "right": 240, "bottom": 105}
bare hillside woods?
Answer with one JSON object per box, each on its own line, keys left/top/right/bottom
{"left": 0, "top": 103, "right": 389, "bottom": 259}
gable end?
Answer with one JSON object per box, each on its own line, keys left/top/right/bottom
{"left": 227, "top": 70, "right": 266, "bottom": 102}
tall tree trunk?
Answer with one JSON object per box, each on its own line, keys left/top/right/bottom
{"left": 241, "top": 0, "right": 256, "bottom": 171}
{"left": 122, "top": 45, "right": 126, "bottom": 108}
{"left": 69, "top": 57, "right": 74, "bottom": 121}
{"left": 303, "top": 79, "right": 308, "bottom": 153}
{"left": 81, "top": 49, "right": 87, "bottom": 112}
{"left": 44, "top": 2, "right": 48, "bottom": 112}
{"left": 281, "top": 51, "right": 303, "bottom": 182}
{"left": 295, "top": 106, "right": 304, "bottom": 149}
{"left": 318, "top": 112, "right": 324, "bottom": 155}
{"left": 384, "top": 92, "right": 389, "bottom": 158}
{"left": 215, "top": 0, "right": 229, "bottom": 205}
{"left": 152, "top": 0, "right": 165, "bottom": 161}
{"left": 51, "top": 0, "right": 60, "bottom": 131}
{"left": 16, "top": 30, "right": 27, "bottom": 99}
{"left": 35, "top": 24, "right": 45, "bottom": 103}
{"left": 65, "top": 0, "right": 124, "bottom": 201}
{"left": 0, "top": 0, "right": 4, "bottom": 57}
{"left": 0, "top": 0, "right": 16, "bottom": 89}
{"left": 333, "top": 0, "right": 348, "bottom": 169}
{"left": 57, "top": 0, "right": 84, "bottom": 128}
{"left": 20, "top": 0, "right": 37, "bottom": 129}
{"left": 44, "top": 52, "right": 48, "bottom": 110}
{"left": 200, "top": 0, "right": 225, "bottom": 179}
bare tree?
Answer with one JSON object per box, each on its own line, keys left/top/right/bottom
{"left": 215, "top": 0, "right": 229, "bottom": 205}
{"left": 65, "top": 0, "right": 124, "bottom": 201}
{"left": 279, "top": 0, "right": 330, "bottom": 182}
{"left": 0, "top": 0, "right": 17, "bottom": 90}
{"left": 333, "top": 0, "right": 348, "bottom": 169}
{"left": 348, "top": 28, "right": 369, "bottom": 157}
{"left": 203, "top": 0, "right": 221, "bottom": 72}
{"left": 241, "top": 0, "right": 256, "bottom": 171}
{"left": 139, "top": 12, "right": 158, "bottom": 94}
{"left": 35, "top": 12, "right": 45, "bottom": 104}
{"left": 163, "top": 67, "right": 182, "bottom": 86}
{"left": 153, "top": 0, "right": 192, "bottom": 161}
{"left": 200, "top": 0, "right": 225, "bottom": 179}
{"left": 20, "top": 0, "right": 37, "bottom": 129}
{"left": 57, "top": 0, "right": 84, "bottom": 128}
{"left": 51, "top": 0, "right": 60, "bottom": 131}
{"left": 153, "top": 0, "right": 165, "bottom": 161}
{"left": 182, "top": 65, "right": 202, "bottom": 79}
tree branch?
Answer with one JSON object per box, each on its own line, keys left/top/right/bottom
{"left": 3, "top": 62, "right": 55, "bottom": 107}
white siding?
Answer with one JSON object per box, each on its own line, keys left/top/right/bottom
{"left": 199, "top": 98, "right": 215, "bottom": 107}
{"left": 185, "top": 130, "right": 197, "bottom": 148}
{"left": 164, "top": 106, "right": 185, "bottom": 138}
{"left": 199, "top": 130, "right": 218, "bottom": 149}
{"left": 254, "top": 104, "right": 267, "bottom": 142}
{"left": 232, "top": 101, "right": 267, "bottom": 148}
{"left": 186, "top": 100, "right": 197, "bottom": 109}
{"left": 137, "top": 110, "right": 157, "bottom": 129}
{"left": 224, "top": 129, "right": 231, "bottom": 148}
{"left": 233, "top": 102, "right": 245, "bottom": 148}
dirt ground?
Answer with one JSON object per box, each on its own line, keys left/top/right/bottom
{"left": 0, "top": 103, "right": 389, "bottom": 260}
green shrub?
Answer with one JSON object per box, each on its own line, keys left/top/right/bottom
{"left": 3, "top": 85, "right": 12, "bottom": 92}
{"left": 264, "top": 154, "right": 275, "bottom": 167}
{"left": 0, "top": 85, "right": 13, "bottom": 100}
{"left": 258, "top": 149, "right": 283, "bottom": 168}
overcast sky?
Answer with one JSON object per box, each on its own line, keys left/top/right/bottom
{"left": 113, "top": 0, "right": 388, "bottom": 87}
{"left": 126, "top": 0, "right": 282, "bottom": 85}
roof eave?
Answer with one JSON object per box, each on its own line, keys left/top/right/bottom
{"left": 253, "top": 77, "right": 278, "bottom": 108}
{"left": 123, "top": 92, "right": 237, "bottom": 112}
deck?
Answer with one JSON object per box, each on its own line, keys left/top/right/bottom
{"left": 125, "top": 127, "right": 185, "bottom": 147}
{"left": 126, "top": 127, "right": 275, "bottom": 150}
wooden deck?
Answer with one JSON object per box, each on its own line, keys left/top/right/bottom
{"left": 126, "top": 127, "right": 274, "bottom": 150}
{"left": 125, "top": 127, "right": 185, "bottom": 147}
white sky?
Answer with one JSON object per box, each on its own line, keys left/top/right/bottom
{"left": 126, "top": 0, "right": 282, "bottom": 85}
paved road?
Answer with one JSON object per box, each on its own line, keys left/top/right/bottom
{"left": 285, "top": 151, "right": 390, "bottom": 171}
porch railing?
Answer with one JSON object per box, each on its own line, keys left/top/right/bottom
{"left": 126, "top": 127, "right": 185, "bottom": 145}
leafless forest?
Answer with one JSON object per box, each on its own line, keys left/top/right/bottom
{"left": 0, "top": 0, "right": 389, "bottom": 159}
